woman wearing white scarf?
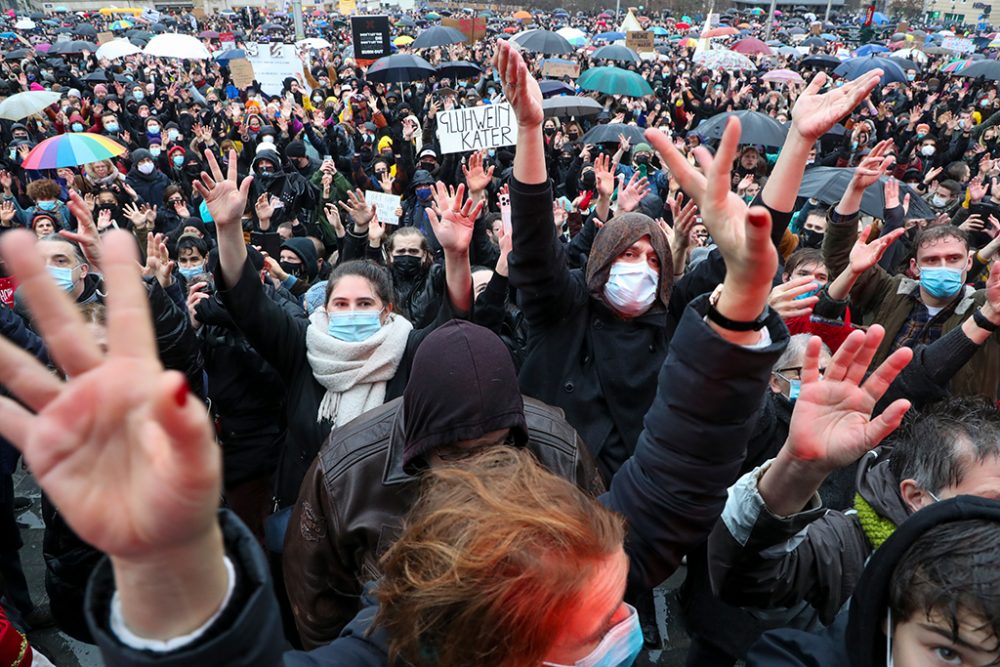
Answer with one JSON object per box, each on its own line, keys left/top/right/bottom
{"left": 202, "top": 150, "right": 481, "bottom": 509}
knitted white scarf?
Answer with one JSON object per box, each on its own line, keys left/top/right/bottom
{"left": 305, "top": 310, "right": 413, "bottom": 427}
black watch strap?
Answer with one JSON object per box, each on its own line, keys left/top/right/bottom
{"left": 706, "top": 303, "right": 769, "bottom": 332}
{"left": 973, "top": 308, "right": 1000, "bottom": 333}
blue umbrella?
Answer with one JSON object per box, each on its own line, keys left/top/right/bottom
{"left": 0, "top": 32, "right": 15, "bottom": 39}
{"left": 214, "top": 48, "right": 246, "bottom": 62}
{"left": 820, "top": 33, "right": 838, "bottom": 40}
{"left": 539, "top": 79, "right": 576, "bottom": 97}
{"left": 855, "top": 43, "right": 889, "bottom": 56}
{"left": 649, "top": 26, "right": 668, "bottom": 36}
{"left": 593, "top": 31, "right": 625, "bottom": 41}
{"left": 872, "top": 11, "right": 889, "bottom": 25}
{"left": 834, "top": 55, "right": 907, "bottom": 84}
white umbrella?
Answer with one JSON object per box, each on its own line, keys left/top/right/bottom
{"left": 892, "top": 48, "right": 928, "bottom": 64}
{"left": 556, "top": 27, "right": 587, "bottom": 42}
{"left": 0, "top": 90, "right": 61, "bottom": 121}
{"left": 143, "top": 33, "right": 211, "bottom": 59}
{"left": 296, "top": 37, "right": 331, "bottom": 49}
{"left": 15, "top": 18, "right": 35, "bottom": 30}
{"left": 96, "top": 38, "right": 142, "bottom": 60}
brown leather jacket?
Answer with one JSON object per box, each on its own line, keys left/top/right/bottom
{"left": 283, "top": 395, "right": 605, "bottom": 649}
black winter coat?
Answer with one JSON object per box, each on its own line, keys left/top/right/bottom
{"left": 125, "top": 167, "right": 171, "bottom": 207}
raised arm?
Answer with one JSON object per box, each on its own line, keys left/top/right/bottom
{"left": 194, "top": 149, "right": 253, "bottom": 292}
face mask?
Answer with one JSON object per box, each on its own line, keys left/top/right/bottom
{"left": 634, "top": 155, "right": 649, "bottom": 166}
{"left": 391, "top": 254, "right": 423, "bottom": 281}
{"left": 544, "top": 126, "right": 555, "bottom": 136}
{"left": 919, "top": 266, "right": 963, "bottom": 299}
{"left": 168, "top": 129, "right": 180, "bottom": 141}
{"left": 958, "top": 119, "right": 967, "bottom": 130}
{"left": 137, "top": 162, "right": 155, "bottom": 175}
{"left": 105, "top": 122, "right": 119, "bottom": 133}
{"left": 931, "top": 194, "right": 950, "bottom": 209}
{"left": 327, "top": 310, "right": 382, "bottom": 342}
{"left": 257, "top": 166, "right": 274, "bottom": 176}
{"left": 420, "top": 160, "right": 436, "bottom": 172}
{"left": 982, "top": 100, "right": 991, "bottom": 108}
{"left": 172, "top": 155, "right": 185, "bottom": 167}
{"left": 133, "top": 91, "right": 144, "bottom": 101}
{"left": 567, "top": 132, "right": 579, "bottom": 141}
{"left": 603, "top": 261, "right": 659, "bottom": 316}
{"left": 178, "top": 264, "right": 204, "bottom": 280}
{"left": 543, "top": 604, "right": 643, "bottom": 667}
{"left": 150, "top": 147, "right": 162, "bottom": 158}
{"left": 36, "top": 200, "right": 57, "bottom": 211}
{"left": 71, "top": 122, "right": 84, "bottom": 132}
{"left": 920, "top": 145, "right": 936, "bottom": 157}
{"left": 148, "top": 124, "right": 160, "bottom": 133}
{"left": 799, "top": 229, "right": 824, "bottom": 249}
{"left": 47, "top": 265, "right": 76, "bottom": 292}
{"left": 416, "top": 187, "right": 433, "bottom": 201}
{"left": 279, "top": 260, "right": 302, "bottom": 277}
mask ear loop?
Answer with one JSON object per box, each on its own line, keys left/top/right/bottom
{"left": 886, "top": 607, "right": 894, "bottom": 667}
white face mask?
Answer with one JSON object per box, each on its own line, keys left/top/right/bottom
{"left": 137, "top": 162, "right": 155, "bottom": 175}
{"left": 603, "top": 260, "right": 659, "bottom": 316}
{"left": 921, "top": 145, "right": 936, "bottom": 157}
{"left": 931, "top": 194, "right": 950, "bottom": 208}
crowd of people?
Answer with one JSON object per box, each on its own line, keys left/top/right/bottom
{"left": 1, "top": 3, "right": 1000, "bottom": 667}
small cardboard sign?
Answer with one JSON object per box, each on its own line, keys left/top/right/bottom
{"left": 228, "top": 58, "right": 256, "bottom": 90}
{"left": 436, "top": 102, "right": 519, "bottom": 154}
{"left": 541, "top": 60, "right": 581, "bottom": 78}
{"left": 365, "top": 190, "right": 401, "bottom": 226}
{"left": 97, "top": 31, "right": 115, "bottom": 45}
{"left": 626, "top": 30, "right": 654, "bottom": 52}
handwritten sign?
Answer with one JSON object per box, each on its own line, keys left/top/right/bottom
{"left": 0, "top": 276, "right": 17, "bottom": 309}
{"left": 246, "top": 43, "right": 307, "bottom": 96}
{"left": 97, "top": 31, "right": 115, "bottom": 45}
{"left": 351, "top": 15, "right": 391, "bottom": 60}
{"left": 338, "top": 0, "right": 356, "bottom": 15}
{"left": 229, "top": 58, "right": 256, "bottom": 90}
{"left": 436, "top": 103, "right": 518, "bottom": 154}
{"left": 941, "top": 37, "right": 975, "bottom": 53}
{"left": 625, "top": 30, "right": 654, "bottom": 52}
{"left": 365, "top": 190, "right": 401, "bottom": 226}
{"left": 442, "top": 17, "right": 486, "bottom": 42}
{"left": 542, "top": 60, "right": 580, "bottom": 78}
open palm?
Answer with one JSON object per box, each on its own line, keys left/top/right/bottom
{"left": 428, "top": 182, "right": 483, "bottom": 255}
{"left": 791, "top": 70, "right": 883, "bottom": 142}
{"left": 0, "top": 230, "right": 220, "bottom": 561}
{"left": 194, "top": 149, "right": 252, "bottom": 230}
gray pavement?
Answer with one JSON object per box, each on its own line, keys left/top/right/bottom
{"left": 13, "top": 468, "right": 693, "bottom": 666}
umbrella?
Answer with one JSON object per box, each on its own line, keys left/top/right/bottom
{"left": 556, "top": 26, "right": 587, "bottom": 46}
{"left": 260, "top": 22, "right": 283, "bottom": 31}
{"left": 424, "top": 12, "right": 441, "bottom": 20}
{"left": 800, "top": 53, "right": 841, "bottom": 68}
{"left": 214, "top": 48, "right": 246, "bottom": 62}
{"left": 34, "top": 43, "right": 51, "bottom": 53}
{"left": 73, "top": 24, "right": 97, "bottom": 38}
{"left": 801, "top": 36, "right": 826, "bottom": 47}
{"left": 512, "top": 29, "right": 573, "bottom": 54}
{"left": 397, "top": 17, "right": 415, "bottom": 27}
{"left": 543, "top": 95, "right": 603, "bottom": 118}
{"left": 436, "top": 60, "right": 482, "bottom": 79}
{"left": 539, "top": 79, "right": 576, "bottom": 97}
{"left": 693, "top": 110, "right": 788, "bottom": 146}
{"left": 693, "top": 49, "right": 757, "bottom": 71}
{"left": 49, "top": 40, "right": 97, "bottom": 54}
{"left": 0, "top": 90, "right": 61, "bottom": 121}
{"left": 21, "top": 132, "right": 126, "bottom": 169}
{"left": 778, "top": 46, "right": 803, "bottom": 59}
{"left": 732, "top": 37, "right": 774, "bottom": 55}
{"left": 513, "top": 10, "right": 532, "bottom": 20}
{"left": 834, "top": 56, "right": 907, "bottom": 85}
{"left": 394, "top": 35, "right": 414, "bottom": 46}
{"left": 820, "top": 33, "right": 838, "bottom": 41}
{"left": 143, "top": 33, "right": 211, "bottom": 59}
{"left": 892, "top": 48, "right": 928, "bottom": 64}
{"left": 96, "top": 38, "right": 141, "bottom": 60}
{"left": 411, "top": 25, "right": 467, "bottom": 49}
{"left": 577, "top": 66, "right": 652, "bottom": 97}
{"left": 365, "top": 53, "right": 436, "bottom": 83}
{"left": 593, "top": 31, "right": 626, "bottom": 41}
{"left": 14, "top": 18, "right": 35, "bottom": 30}
{"left": 150, "top": 23, "right": 166, "bottom": 33}
{"left": 80, "top": 70, "right": 110, "bottom": 82}
{"left": 958, "top": 60, "right": 1000, "bottom": 81}
{"left": 581, "top": 123, "right": 646, "bottom": 146}
{"left": 854, "top": 43, "right": 889, "bottom": 57}
{"left": 110, "top": 19, "right": 132, "bottom": 30}
{"left": 296, "top": 37, "right": 331, "bottom": 50}
{"left": 798, "top": 167, "right": 934, "bottom": 219}
{"left": 198, "top": 30, "right": 219, "bottom": 38}
{"left": 702, "top": 26, "right": 738, "bottom": 38}
{"left": 940, "top": 58, "right": 972, "bottom": 73}
{"left": 3, "top": 48, "right": 30, "bottom": 59}
{"left": 762, "top": 68, "right": 804, "bottom": 84}
{"left": 591, "top": 44, "right": 641, "bottom": 64}
{"left": 649, "top": 26, "right": 668, "bottom": 36}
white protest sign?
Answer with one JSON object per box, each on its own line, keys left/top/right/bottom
{"left": 436, "top": 103, "right": 518, "bottom": 155}
{"left": 941, "top": 37, "right": 975, "bottom": 53}
{"left": 366, "top": 190, "right": 401, "bottom": 226}
{"left": 246, "top": 42, "right": 311, "bottom": 96}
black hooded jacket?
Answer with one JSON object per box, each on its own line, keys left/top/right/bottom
{"left": 249, "top": 150, "right": 318, "bottom": 229}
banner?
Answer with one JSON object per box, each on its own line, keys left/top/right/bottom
{"left": 941, "top": 37, "right": 975, "bottom": 53}
{"left": 351, "top": 15, "right": 391, "bottom": 60}
{"left": 541, "top": 60, "right": 580, "bottom": 78}
{"left": 625, "top": 30, "right": 654, "bottom": 52}
{"left": 246, "top": 43, "right": 309, "bottom": 96}
{"left": 365, "top": 190, "right": 402, "bottom": 226}
{"left": 436, "top": 103, "right": 518, "bottom": 154}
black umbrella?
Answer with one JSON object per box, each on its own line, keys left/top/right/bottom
{"left": 4, "top": 48, "right": 30, "bottom": 59}
{"left": 543, "top": 95, "right": 603, "bottom": 118}
{"left": 959, "top": 60, "right": 1000, "bottom": 81}
{"left": 581, "top": 122, "right": 646, "bottom": 146}
{"left": 150, "top": 23, "right": 166, "bottom": 33}
{"left": 113, "top": 73, "right": 133, "bottom": 83}
{"left": 801, "top": 36, "right": 826, "bottom": 47}
{"left": 73, "top": 24, "right": 97, "bottom": 38}
{"left": 365, "top": 53, "right": 436, "bottom": 83}
{"left": 397, "top": 17, "right": 416, "bottom": 27}
{"left": 539, "top": 79, "right": 576, "bottom": 97}
{"left": 162, "top": 16, "right": 177, "bottom": 25}
{"left": 29, "top": 12, "right": 44, "bottom": 19}
{"left": 81, "top": 70, "right": 109, "bottom": 82}
{"left": 55, "top": 26, "right": 73, "bottom": 34}
{"left": 800, "top": 54, "right": 841, "bottom": 69}
{"left": 411, "top": 25, "right": 467, "bottom": 49}
{"left": 435, "top": 60, "right": 482, "bottom": 79}
{"left": 512, "top": 29, "right": 574, "bottom": 54}
{"left": 693, "top": 110, "right": 788, "bottom": 147}
{"left": 591, "top": 44, "right": 641, "bottom": 64}
{"left": 798, "top": 167, "right": 935, "bottom": 219}
{"left": 260, "top": 22, "right": 284, "bottom": 31}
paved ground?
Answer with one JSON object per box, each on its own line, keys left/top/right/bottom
{"left": 13, "top": 468, "right": 694, "bottom": 666}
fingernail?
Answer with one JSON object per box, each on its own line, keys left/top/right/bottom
{"left": 174, "top": 378, "right": 189, "bottom": 408}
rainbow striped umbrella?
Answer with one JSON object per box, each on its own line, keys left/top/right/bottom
{"left": 21, "top": 132, "right": 126, "bottom": 169}
{"left": 940, "top": 59, "right": 972, "bottom": 73}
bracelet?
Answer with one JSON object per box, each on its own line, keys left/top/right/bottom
{"left": 973, "top": 308, "right": 1000, "bottom": 333}
{"left": 706, "top": 301, "right": 769, "bottom": 332}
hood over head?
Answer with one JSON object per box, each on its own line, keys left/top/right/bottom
{"left": 279, "top": 237, "right": 318, "bottom": 280}
{"left": 585, "top": 212, "right": 672, "bottom": 311}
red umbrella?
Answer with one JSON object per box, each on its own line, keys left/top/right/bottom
{"left": 702, "top": 26, "right": 738, "bottom": 38}
{"left": 732, "top": 37, "right": 774, "bottom": 55}
{"left": 675, "top": 21, "right": 691, "bottom": 30}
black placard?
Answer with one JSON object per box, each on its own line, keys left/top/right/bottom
{"left": 351, "top": 15, "right": 391, "bottom": 60}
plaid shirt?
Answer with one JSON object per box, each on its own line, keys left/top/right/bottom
{"left": 889, "top": 286, "right": 959, "bottom": 352}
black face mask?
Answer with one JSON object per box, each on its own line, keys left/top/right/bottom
{"left": 634, "top": 155, "right": 650, "bottom": 166}
{"left": 279, "top": 260, "right": 303, "bottom": 277}
{"left": 799, "top": 229, "right": 824, "bottom": 249}
{"left": 543, "top": 126, "right": 555, "bottom": 136}
{"left": 567, "top": 132, "right": 579, "bottom": 141}
{"left": 419, "top": 160, "right": 436, "bottom": 172}
{"left": 391, "top": 254, "right": 424, "bottom": 281}
{"left": 581, "top": 172, "right": 596, "bottom": 190}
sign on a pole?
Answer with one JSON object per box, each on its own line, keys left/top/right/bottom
{"left": 246, "top": 43, "right": 309, "bottom": 96}
{"left": 351, "top": 15, "right": 391, "bottom": 60}
{"left": 436, "top": 103, "right": 519, "bottom": 154}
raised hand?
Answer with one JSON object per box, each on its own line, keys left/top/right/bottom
{"left": 768, "top": 275, "right": 821, "bottom": 320}
{"left": 851, "top": 139, "right": 895, "bottom": 191}
{"left": 142, "top": 232, "right": 174, "bottom": 288}
{"left": 427, "top": 182, "right": 483, "bottom": 256}
{"left": 462, "top": 150, "right": 494, "bottom": 195}
{"left": 338, "top": 188, "right": 376, "bottom": 228}
{"left": 0, "top": 229, "right": 225, "bottom": 639}
{"left": 883, "top": 175, "right": 900, "bottom": 210}
{"left": 791, "top": 70, "right": 883, "bottom": 143}
{"left": 368, "top": 215, "right": 386, "bottom": 247}
{"left": 193, "top": 149, "right": 252, "bottom": 229}
{"left": 254, "top": 192, "right": 275, "bottom": 223}
{"left": 849, "top": 224, "right": 906, "bottom": 274}
{"left": 62, "top": 190, "right": 103, "bottom": 270}
{"left": 0, "top": 200, "right": 15, "bottom": 225}
{"left": 593, "top": 153, "right": 615, "bottom": 200}
{"left": 494, "top": 39, "right": 543, "bottom": 128}
{"left": 616, "top": 171, "right": 650, "bottom": 213}
{"left": 323, "top": 203, "right": 346, "bottom": 238}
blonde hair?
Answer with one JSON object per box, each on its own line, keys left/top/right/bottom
{"left": 375, "top": 447, "right": 625, "bottom": 667}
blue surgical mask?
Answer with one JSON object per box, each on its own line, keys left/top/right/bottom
{"left": 71, "top": 122, "right": 84, "bottom": 132}
{"left": 415, "top": 186, "right": 433, "bottom": 201}
{"left": 173, "top": 155, "right": 185, "bottom": 167}
{"left": 168, "top": 129, "right": 179, "bottom": 141}
{"left": 47, "top": 265, "right": 76, "bottom": 292}
{"left": 919, "top": 266, "right": 963, "bottom": 299}
{"left": 794, "top": 286, "right": 820, "bottom": 301}
{"left": 327, "top": 310, "right": 383, "bottom": 342}
{"left": 36, "top": 200, "right": 57, "bottom": 211}
{"left": 105, "top": 122, "right": 119, "bottom": 133}
{"left": 543, "top": 604, "right": 644, "bottom": 667}
{"left": 148, "top": 124, "right": 160, "bottom": 134}
{"left": 134, "top": 91, "right": 145, "bottom": 101}
{"left": 178, "top": 264, "right": 204, "bottom": 280}
{"left": 150, "top": 147, "right": 162, "bottom": 158}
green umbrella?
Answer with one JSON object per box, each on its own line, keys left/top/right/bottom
{"left": 425, "top": 11, "right": 441, "bottom": 20}
{"left": 577, "top": 66, "right": 652, "bottom": 97}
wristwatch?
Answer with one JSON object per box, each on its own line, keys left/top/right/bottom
{"left": 707, "top": 289, "right": 769, "bottom": 332}
{"left": 973, "top": 308, "right": 1000, "bottom": 333}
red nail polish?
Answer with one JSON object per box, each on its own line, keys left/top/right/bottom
{"left": 174, "top": 378, "right": 189, "bottom": 408}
